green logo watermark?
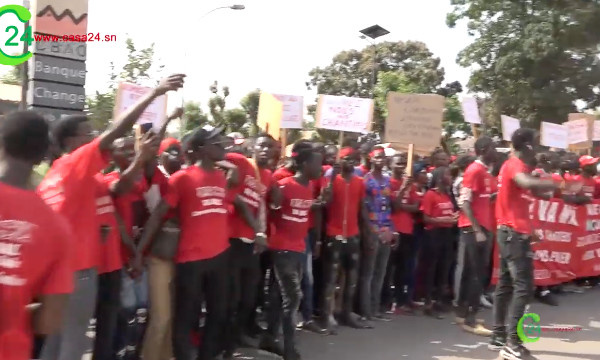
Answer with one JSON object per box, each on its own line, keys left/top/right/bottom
{"left": 0, "top": 4, "right": 33, "bottom": 66}
{"left": 518, "top": 312, "right": 582, "bottom": 343}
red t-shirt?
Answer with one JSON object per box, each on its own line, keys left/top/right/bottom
{"left": 580, "top": 176, "right": 599, "bottom": 199}
{"left": 164, "top": 166, "right": 232, "bottom": 263}
{"left": 226, "top": 153, "right": 273, "bottom": 239}
{"left": 496, "top": 156, "right": 533, "bottom": 234}
{"left": 94, "top": 175, "right": 123, "bottom": 274}
{"left": 0, "top": 183, "right": 73, "bottom": 360}
{"left": 268, "top": 177, "right": 313, "bottom": 253}
{"left": 458, "top": 161, "right": 496, "bottom": 231}
{"left": 272, "top": 167, "right": 294, "bottom": 181}
{"left": 325, "top": 175, "right": 365, "bottom": 237}
{"left": 390, "top": 178, "right": 419, "bottom": 235}
{"left": 420, "top": 189, "right": 455, "bottom": 230}
{"left": 37, "top": 137, "right": 108, "bottom": 271}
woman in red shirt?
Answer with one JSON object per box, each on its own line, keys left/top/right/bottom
{"left": 420, "top": 166, "right": 457, "bottom": 319}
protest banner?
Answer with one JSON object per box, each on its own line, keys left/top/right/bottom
{"left": 384, "top": 93, "right": 444, "bottom": 153}
{"left": 492, "top": 198, "right": 600, "bottom": 286}
{"left": 315, "top": 94, "right": 373, "bottom": 133}
{"left": 568, "top": 113, "right": 594, "bottom": 151}
{"left": 272, "top": 94, "right": 303, "bottom": 129}
{"left": 593, "top": 121, "right": 600, "bottom": 141}
{"left": 540, "top": 122, "right": 568, "bottom": 149}
{"left": 114, "top": 82, "right": 167, "bottom": 131}
{"left": 567, "top": 119, "right": 589, "bottom": 144}
{"left": 257, "top": 92, "right": 284, "bottom": 140}
{"left": 460, "top": 96, "right": 481, "bottom": 124}
{"left": 500, "top": 115, "right": 520, "bottom": 142}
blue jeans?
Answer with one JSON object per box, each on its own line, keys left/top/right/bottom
{"left": 115, "top": 269, "right": 148, "bottom": 360}
{"left": 300, "top": 232, "right": 314, "bottom": 322}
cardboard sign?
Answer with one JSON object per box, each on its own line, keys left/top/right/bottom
{"left": 568, "top": 113, "right": 594, "bottom": 151}
{"left": 594, "top": 121, "right": 600, "bottom": 141}
{"left": 540, "top": 122, "right": 568, "bottom": 149}
{"left": 385, "top": 93, "right": 444, "bottom": 152}
{"left": 315, "top": 95, "right": 373, "bottom": 133}
{"left": 500, "top": 115, "right": 520, "bottom": 141}
{"left": 460, "top": 96, "right": 481, "bottom": 124}
{"left": 567, "top": 119, "right": 589, "bottom": 144}
{"left": 114, "top": 82, "right": 167, "bottom": 131}
{"left": 272, "top": 94, "right": 303, "bottom": 129}
{"left": 257, "top": 92, "right": 284, "bottom": 140}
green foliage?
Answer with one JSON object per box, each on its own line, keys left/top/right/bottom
{"left": 181, "top": 101, "right": 209, "bottom": 134}
{"left": 0, "top": 65, "right": 21, "bottom": 85}
{"left": 448, "top": 0, "right": 600, "bottom": 128}
{"left": 223, "top": 108, "right": 249, "bottom": 136}
{"left": 241, "top": 89, "right": 260, "bottom": 136}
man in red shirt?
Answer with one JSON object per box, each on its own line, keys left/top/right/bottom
{"left": 319, "top": 147, "right": 371, "bottom": 332}
{"left": 260, "top": 141, "right": 322, "bottom": 360}
{"left": 491, "top": 129, "right": 558, "bottom": 360}
{"left": 455, "top": 136, "right": 496, "bottom": 336}
{"left": 579, "top": 155, "right": 599, "bottom": 199}
{"left": 137, "top": 127, "right": 233, "bottom": 360}
{"left": 37, "top": 74, "right": 185, "bottom": 360}
{"left": 0, "top": 112, "right": 74, "bottom": 360}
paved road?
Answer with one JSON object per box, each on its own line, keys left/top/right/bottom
{"left": 289, "top": 287, "right": 600, "bottom": 360}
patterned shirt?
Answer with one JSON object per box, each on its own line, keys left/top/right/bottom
{"left": 363, "top": 172, "right": 393, "bottom": 230}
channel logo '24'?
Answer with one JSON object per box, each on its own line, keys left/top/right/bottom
{"left": 0, "top": 5, "right": 34, "bottom": 66}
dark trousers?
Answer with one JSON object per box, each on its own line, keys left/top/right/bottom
{"left": 225, "top": 239, "right": 261, "bottom": 352}
{"left": 266, "top": 250, "right": 304, "bottom": 354}
{"left": 454, "top": 228, "right": 492, "bottom": 323}
{"left": 300, "top": 232, "right": 314, "bottom": 322}
{"left": 173, "top": 249, "right": 230, "bottom": 360}
{"left": 422, "top": 228, "right": 454, "bottom": 305}
{"left": 493, "top": 226, "right": 534, "bottom": 344}
{"left": 394, "top": 234, "right": 417, "bottom": 306}
{"left": 93, "top": 269, "right": 122, "bottom": 360}
{"left": 321, "top": 236, "right": 360, "bottom": 321}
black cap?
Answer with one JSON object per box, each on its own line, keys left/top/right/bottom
{"left": 189, "top": 126, "right": 224, "bottom": 149}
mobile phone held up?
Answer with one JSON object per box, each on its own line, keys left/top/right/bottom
{"left": 140, "top": 122, "right": 153, "bottom": 134}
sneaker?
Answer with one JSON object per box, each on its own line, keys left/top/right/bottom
{"left": 480, "top": 295, "right": 493, "bottom": 309}
{"left": 499, "top": 343, "right": 532, "bottom": 360}
{"left": 358, "top": 316, "right": 375, "bottom": 329}
{"left": 339, "top": 313, "right": 366, "bottom": 330}
{"left": 536, "top": 291, "right": 559, "bottom": 306}
{"left": 300, "top": 320, "right": 328, "bottom": 335}
{"left": 423, "top": 307, "right": 444, "bottom": 319}
{"left": 373, "top": 313, "right": 393, "bottom": 322}
{"left": 395, "top": 305, "right": 415, "bottom": 315}
{"left": 462, "top": 323, "right": 493, "bottom": 337}
{"left": 259, "top": 337, "right": 284, "bottom": 356}
{"left": 488, "top": 333, "right": 507, "bottom": 351}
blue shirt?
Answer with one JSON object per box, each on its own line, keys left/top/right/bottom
{"left": 363, "top": 172, "right": 393, "bottom": 230}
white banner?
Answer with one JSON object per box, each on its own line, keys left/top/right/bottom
{"left": 461, "top": 96, "right": 481, "bottom": 124}
{"left": 114, "top": 82, "right": 167, "bottom": 131}
{"left": 567, "top": 119, "right": 589, "bottom": 144}
{"left": 501, "top": 115, "right": 520, "bottom": 141}
{"left": 593, "top": 121, "right": 600, "bottom": 141}
{"left": 315, "top": 95, "right": 373, "bottom": 133}
{"left": 540, "top": 122, "right": 568, "bottom": 149}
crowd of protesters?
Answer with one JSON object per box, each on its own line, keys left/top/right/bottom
{"left": 1, "top": 74, "right": 599, "bottom": 360}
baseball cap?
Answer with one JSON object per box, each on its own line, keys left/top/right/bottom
{"left": 188, "top": 126, "right": 224, "bottom": 149}
{"left": 579, "top": 155, "right": 599, "bottom": 168}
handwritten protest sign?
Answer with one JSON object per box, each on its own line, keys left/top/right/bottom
{"left": 540, "top": 122, "right": 568, "bottom": 149}
{"left": 272, "top": 94, "right": 303, "bottom": 129}
{"left": 257, "top": 92, "right": 284, "bottom": 140}
{"left": 114, "top": 82, "right": 167, "bottom": 131}
{"left": 384, "top": 93, "right": 444, "bottom": 152}
{"left": 500, "top": 115, "right": 520, "bottom": 142}
{"left": 315, "top": 95, "right": 373, "bottom": 133}
{"left": 568, "top": 113, "right": 594, "bottom": 151}
{"left": 460, "top": 96, "right": 481, "bottom": 124}
{"left": 567, "top": 119, "right": 589, "bottom": 144}
{"left": 594, "top": 121, "right": 600, "bottom": 141}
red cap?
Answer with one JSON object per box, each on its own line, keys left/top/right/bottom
{"left": 158, "top": 137, "right": 181, "bottom": 155}
{"left": 579, "top": 155, "right": 599, "bottom": 168}
{"left": 369, "top": 148, "right": 385, "bottom": 158}
{"left": 339, "top": 147, "right": 355, "bottom": 159}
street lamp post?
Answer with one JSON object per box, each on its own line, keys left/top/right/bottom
{"left": 359, "top": 24, "right": 390, "bottom": 99}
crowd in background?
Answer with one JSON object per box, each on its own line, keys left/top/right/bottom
{"left": 2, "top": 74, "right": 599, "bottom": 360}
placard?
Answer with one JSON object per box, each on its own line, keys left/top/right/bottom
{"left": 460, "top": 96, "right": 481, "bottom": 124}
{"left": 385, "top": 93, "right": 444, "bottom": 152}
{"left": 567, "top": 119, "right": 589, "bottom": 145}
{"left": 315, "top": 95, "right": 373, "bottom": 133}
{"left": 257, "top": 92, "right": 284, "bottom": 140}
{"left": 594, "top": 121, "right": 600, "bottom": 141}
{"left": 540, "top": 122, "right": 568, "bottom": 149}
{"left": 273, "top": 94, "right": 303, "bottom": 129}
{"left": 500, "top": 115, "right": 520, "bottom": 141}
{"left": 568, "top": 113, "right": 594, "bottom": 151}
{"left": 114, "top": 82, "right": 167, "bottom": 131}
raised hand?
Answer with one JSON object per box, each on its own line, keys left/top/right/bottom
{"left": 155, "top": 74, "right": 186, "bottom": 95}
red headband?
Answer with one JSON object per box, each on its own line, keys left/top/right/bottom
{"left": 339, "top": 147, "right": 355, "bottom": 159}
{"left": 369, "top": 148, "right": 385, "bottom": 158}
{"left": 158, "top": 137, "right": 181, "bottom": 155}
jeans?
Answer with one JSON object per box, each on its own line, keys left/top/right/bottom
{"left": 493, "top": 226, "right": 534, "bottom": 344}
{"left": 454, "top": 228, "right": 492, "bottom": 322}
{"left": 421, "top": 228, "right": 453, "bottom": 305}
{"left": 93, "top": 269, "right": 122, "bottom": 360}
{"left": 266, "top": 250, "right": 304, "bottom": 354}
{"left": 225, "top": 239, "right": 261, "bottom": 353}
{"left": 142, "top": 256, "right": 175, "bottom": 360}
{"left": 173, "top": 249, "right": 230, "bottom": 360}
{"left": 115, "top": 269, "right": 148, "bottom": 360}
{"left": 41, "top": 268, "right": 98, "bottom": 360}
{"left": 321, "top": 236, "right": 360, "bottom": 321}
{"left": 359, "top": 236, "right": 391, "bottom": 318}
{"left": 394, "top": 233, "right": 418, "bottom": 306}
{"left": 300, "top": 233, "right": 314, "bottom": 322}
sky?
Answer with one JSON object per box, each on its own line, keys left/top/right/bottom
{"left": 0, "top": 0, "right": 474, "bottom": 115}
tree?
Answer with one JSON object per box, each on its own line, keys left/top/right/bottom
{"left": 208, "top": 81, "right": 229, "bottom": 127}
{"left": 241, "top": 89, "right": 260, "bottom": 136}
{"left": 0, "top": 66, "right": 21, "bottom": 85}
{"left": 306, "top": 41, "right": 447, "bottom": 133}
{"left": 447, "top": 0, "right": 600, "bottom": 128}
{"left": 223, "top": 108, "right": 249, "bottom": 136}
{"left": 181, "top": 101, "right": 209, "bottom": 134}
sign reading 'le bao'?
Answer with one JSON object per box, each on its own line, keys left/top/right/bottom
{"left": 28, "top": 81, "right": 86, "bottom": 110}
{"left": 33, "top": 40, "right": 87, "bottom": 61}
{"left": 29, "top": 55, "right": 86, "bottom": 86}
